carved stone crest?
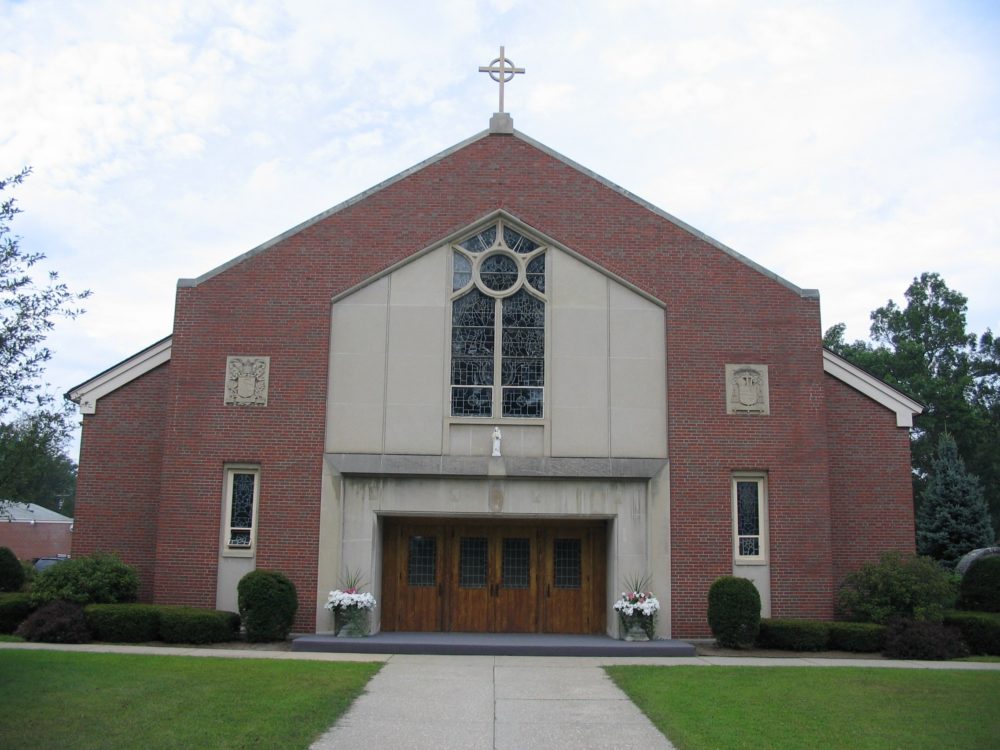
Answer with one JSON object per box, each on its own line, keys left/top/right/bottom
{"left": 225, "top": 356, "right": 270, "bottom": 406}
{"left": 726, "top": 364, "right": 769, "bottom": 415}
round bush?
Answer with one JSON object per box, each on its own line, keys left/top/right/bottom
{"left": 0, "top": 546, "right": 25, "bottom": 592}
{"left": 0, "top": 592, "right": 35, "bottom": 634}
{"left": 707, "top": 576, "right": 761, "bottom": 648}
{"left": 960, "top": 556, "right": 1000, "bottom": 612}
{"left": 30, "top": 553, "right": 138, "bottom": 606}
{"left": 837, "top": 552, "right": 957, "bottom": 624}
{"left": 15, "top": 600, "right": 91, "bottom": 643}
{"left": 237, "top": 569, "right": 298, "bottom": 642}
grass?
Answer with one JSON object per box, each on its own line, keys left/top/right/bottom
{"left": 0, "top": 650, "right": 380, "bottom": 750}
{"left": 607, "top": 665, "right": 1000, "bottom": 750}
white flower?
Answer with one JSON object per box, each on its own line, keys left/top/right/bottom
{"left": 613, "top": 591, "right": 660, "bottom": 617}
{"left": 325, "top": 589, "right": 377, "bottom": 611}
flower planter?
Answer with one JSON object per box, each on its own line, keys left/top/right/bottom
{"left": 334, "top": 607, "right": 369, "bottom": 637}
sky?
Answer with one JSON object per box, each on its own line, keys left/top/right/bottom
{"left": 2, "top": 0, "right": 998, "bottom": 461}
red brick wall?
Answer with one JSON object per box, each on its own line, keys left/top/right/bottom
{"left": 0, "top": 522, "right": 72, "bottom": 561}
{"left": 76, "top": 133, "right": 915, "bottom": 634}
{"left": 73, "top": 363, "right": 169, "bottom": 601}
{"left": 825, "top": 374, "right": 916, "bottom": 588}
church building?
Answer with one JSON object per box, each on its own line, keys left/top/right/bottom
{"left": 68, "top": 69, "right": 921, "bottom": 637}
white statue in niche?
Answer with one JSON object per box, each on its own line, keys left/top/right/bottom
{"left": 492, "top": 427, "right": 502, "bottom": 457}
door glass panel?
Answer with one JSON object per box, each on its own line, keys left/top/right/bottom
{"left": 459, "top": 537, "right": 488, "bottom": 588}
{"left": 407, "top": 536, "right": 437, "bottom": 586}
{"left": 553, "top": 538, "right": 582, "bottom": 589}
{"left": 502, "top": 537, "right": 530, "bottom": 589}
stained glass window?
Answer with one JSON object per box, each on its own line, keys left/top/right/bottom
{"left": 480, "top": 254, "right": 519, "bottom": 292}
{"left": 734, "top": 478, "right": 764, "bottom": 559}
{"left": 225, "top": 468, "right": 258, "bottom": 551}
{"left": 503, "top": 226, "right": 539, "bottom": 254}
{"left": 502, "top": 537, "right": 530, "bottom": 589}
{"left": 459, "top": 537, "right": 488, "bottom": 588}
{"left": 553, "top": 538, "right": 581, "bottom": 589}
{"left": 459, "top": 225, "right": 496, "bottom": 253}
{"left": 450, "top": 222, "right": 546, "bottom": 418}
{"left": 453, "top": 252, "right": 472, "bottom": 290}
{"left": 408, "top": 536, "right": 437, "bottom": 586}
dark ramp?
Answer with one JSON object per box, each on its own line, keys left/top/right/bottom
{"left": 292, "top": 631, "right": 696, "bottom": 657}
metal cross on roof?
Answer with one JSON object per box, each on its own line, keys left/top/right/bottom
{"left": 479, "top": 46, "right": 525, "bottom": 114}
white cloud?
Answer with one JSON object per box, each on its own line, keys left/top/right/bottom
{"left": 1, "top": 0, "right": 997, "bottom": 460}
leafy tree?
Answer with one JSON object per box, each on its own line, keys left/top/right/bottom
{"left": 916, "top": 433, "right": 994, "bottom": 567}
{"left": 0, "top": 412, "right": 77, "bottom": 516}
{"left": 824, "top": 273, "right": 1000, "bottom": 534}
{"left": 0, "top": 168, "right": 88, "bottom": 515}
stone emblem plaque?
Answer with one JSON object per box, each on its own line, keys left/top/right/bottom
{"left": 726, "top": 364, "right": 769, "bottom": 415}
{"left": 225, "top": 356, "right": 270, "bottom": 406}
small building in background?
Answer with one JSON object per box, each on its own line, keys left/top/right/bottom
{"left": 0, "top": 503, "right": 73, "bottom": 561}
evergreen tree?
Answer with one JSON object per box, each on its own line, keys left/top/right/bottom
{"left": 916, "top": 433, "right": 994, "bottom": 567}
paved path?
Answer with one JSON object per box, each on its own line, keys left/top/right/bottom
{"left": 309, "top": 654, "right": 675, "bottom": 750}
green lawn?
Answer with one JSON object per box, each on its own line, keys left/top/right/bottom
{"left": 607, "top": 665, "right": 1000, "bottom": 750}
{"left": 0, "top": 650, "right": 380, "bottom": 750}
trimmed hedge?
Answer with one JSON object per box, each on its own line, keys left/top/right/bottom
{"left": 944, "top": 610, "right": 1000, "bottom": 656}
{"left": 827, "top": 621, "right": 887, "bottom": 652}
{"left": 158, "top": 607, "right": 240, "bottom": 644}
{"left": 0, "top": 546, "right": 25, "bottom": 592}
{"left": 707, "top": 576, "right": 761, "bottom": 648}
{"left": 0, "top": 592, "right": 34, "bottom": 634}
{"left": 838, "top": 552, "right": 957, "bottom": 624}
{"left": 757, "top": 619, "right": 829, "bottom": 651}
{"left": 959, "top": 556, "right": 1000, "bottom": 613}
{"left": 238, "top": 569, "right": 298, "bottom": 642}
{"left": 883, "top": 619, "right": 967, "bottom": 660}
{"left": 85, "top": 604, "right": 162, "bottom": 643}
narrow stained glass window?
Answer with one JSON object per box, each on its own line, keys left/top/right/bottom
{"left": 453, "top": 252, "right": 472, "bottom": 290}
{"left": 459, "top": 537, "right": 488, "bottom": 588}
{"left": 408, "top": 536, "right": 437, "bottom": 587}
{"left": 501, "top": 289, "right": 544, "bottom": 417}
{"left": 502, "top": 537, "right": 530, "bottom": 589}
{"left": 228, "top": 472, "right": 255, "bottom": 547}
{"left": 526, "top": 254, "right": 545, "bottom": 292}
{"left": 736, "top": 480, "right": 761, "bottom": 558}
{"left": 553, "top": 538, "right": 581, "bottom": 589}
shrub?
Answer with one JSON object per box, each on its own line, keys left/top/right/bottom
{"left": 943, "top": 611, "right": 1000, "bottom": 656}
{"left": 882, "top": 619, "right": 967, "bottom": 660}
{"left": 15, "top": 600, "right": 90, "bottom": 643}
{"left": 0, "top": 546, "right": 25, "bottom": 592}
{"left": 85, "top": 604, "right": 161, "bottom": 643}
{"left": 837, "top": 551, "right": 957, "bottom": 624}
{"left": 238, "top": 569, "right": 298, "bottom": 642}
{"left": 707, "top": 576, "right": 760, "bottom": 648}
{"left": 158, "top": 607, "right": 240, "bottom": 644}
{"left": 827, "top": 621, "right": 887, "bottom": 652}
{"left": 959, "top": 556, "right": 1000, "bottom": 613}
{"left": 30, "top": 553, "right": 138, "bottom": 606}
{"left": 0, "top": 592, "right": 34, "bottom": 634}
{"left": 757, "top": 619, "right": 829, "bottom": 651}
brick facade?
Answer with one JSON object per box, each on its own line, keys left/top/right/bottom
{"left": 71, "top": 131, "right": 916, "bottom": 635}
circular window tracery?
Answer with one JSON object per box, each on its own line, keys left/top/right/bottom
{"left": 479, "top": 253, "right": 519, "bottom": 292}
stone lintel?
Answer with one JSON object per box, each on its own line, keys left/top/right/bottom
{"left": 326, "top": 453, "right": 666, "bottom": 479}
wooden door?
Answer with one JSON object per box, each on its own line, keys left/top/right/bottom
{"left": 448, "top": 528, "right": 492, "bottom": 632}
{"left": 385, "top": 522, "right": 443, "bottom": 631}
{"left": 542, "top": 527, "right": 593, "bottom": 634}
{"left": 491, "top": 527, "right": 539, "bottom": 633}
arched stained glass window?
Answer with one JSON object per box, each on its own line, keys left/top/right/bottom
{"left": 450, "top": 221, "right": 547, "bottom": 419}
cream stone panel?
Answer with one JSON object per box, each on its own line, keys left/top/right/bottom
{"left": 385, "top": 404, "right": 442, "bottom": 453}
{"left": 387, "top": 246, "right": 447, "bottom": 307}
{"left": 734, "top": 563, "right": 772, "bottom": 618}
{"left": 550, "top": 253, "right": 609, "bottom": 457}
{"left": 449, "top": 424, "right": 544, "bottom": 457}
{"left": 327, "top": 278, "right": 389, "bottom": 453}
{"left": 216, "top": 556, "right": 254, "bottom": 613}
{"left": 609, "top": 284, "right": 667, "bottom": 458}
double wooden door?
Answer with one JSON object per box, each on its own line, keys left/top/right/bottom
{"left": 381, "top": 519, "right": 605, "bottom": 634}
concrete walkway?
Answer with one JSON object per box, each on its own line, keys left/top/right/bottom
{"left": 309, "top": 654, "right": 675, "bottom": 750}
